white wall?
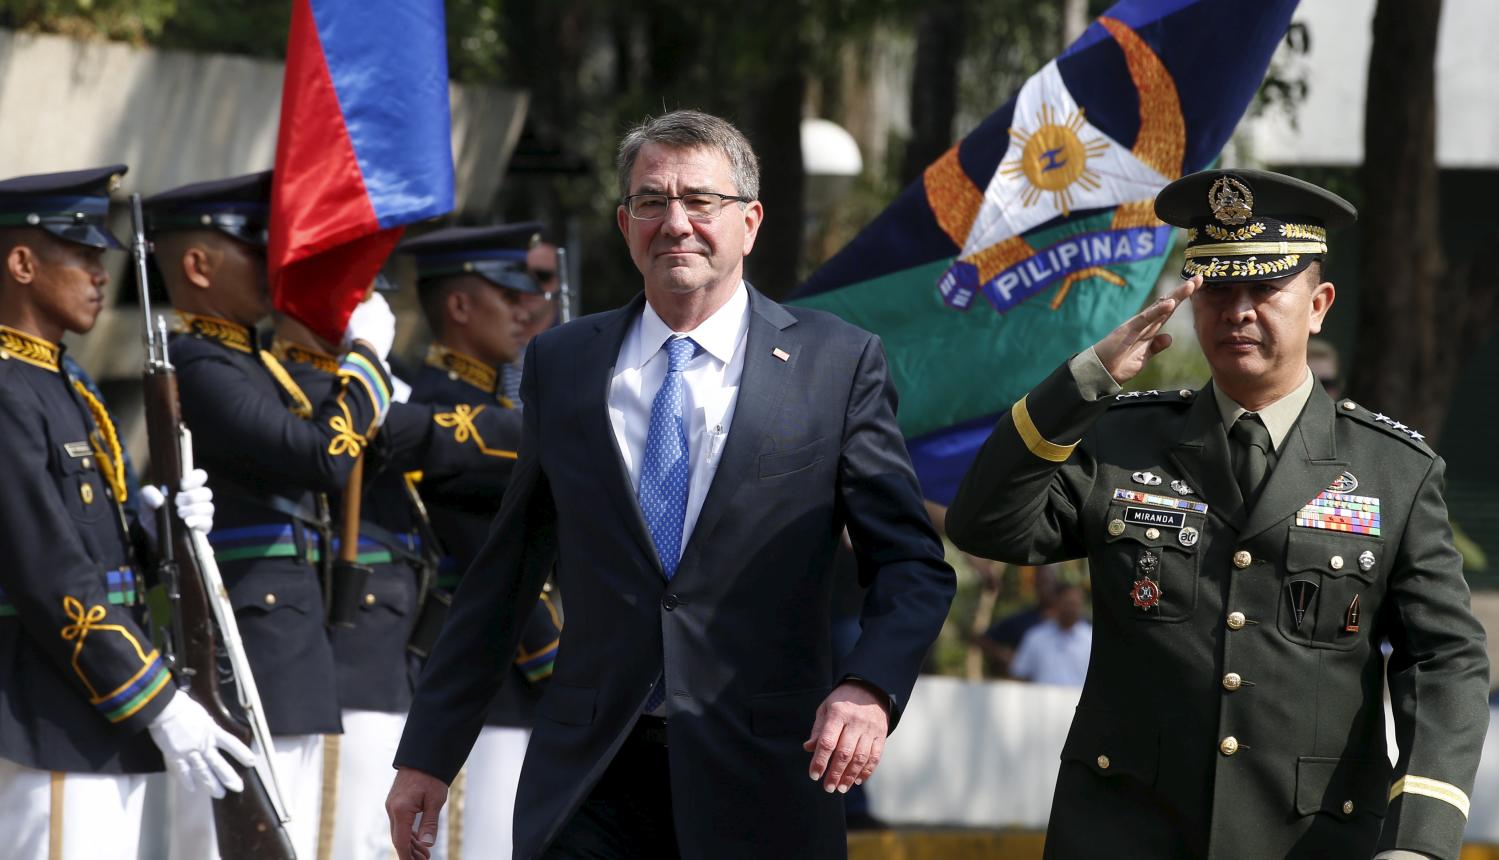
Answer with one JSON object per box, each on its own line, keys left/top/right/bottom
{"left": 0, "top": 29, "right": 527, "bottom": 214}
{"left": 1239, "top": 0, "right": 1499, "bottom": 168}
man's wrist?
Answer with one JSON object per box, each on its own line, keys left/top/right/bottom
{"left": 1068, "top": 347, "right": 1122, "bottom": 401}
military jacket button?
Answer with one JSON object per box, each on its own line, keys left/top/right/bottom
{"left": 1330, "top": 555, "right": 1344, "bottom": 571}
{"left": 1342, "top": 800, "right": 1354, "bottom": 814}
{"left": 1226, "top": 611, "right": 1246, "bottom": 631}
{"left": 264, "top": 593, "right": 277, "bottom": 606}
{"left": 363, "top": 593, "right": 376, "bottom": 606}
{"left": 1232, "top": 550, "right": 1252, "bottom": 569}
{"left": 1222, "top": 672, "right": 1242, "bottom": 691}
{"left": 1096, "top": 755, "right": 1110, "bottom": 770}
{"left": 1108, "top": 519, "right": 1125, "bottom": 536}
{"left": 1145, "top": 527, "right": 1160, "bottom": 540}
{"left": 1219, "top": 736, "right": 1239, "bottom": 756}
{"left": 81, "top": 457, "right": 91, "bottom": 469}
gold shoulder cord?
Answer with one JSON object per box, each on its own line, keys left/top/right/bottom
{"left": 258, "top": 350, "right": 314, "bottom": 419}
{"left": 71, "top": 379, "right": 128, "bottom": 504}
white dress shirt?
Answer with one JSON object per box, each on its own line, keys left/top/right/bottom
{"left": 608, "top": 282, "right": 750, "bottom": 562}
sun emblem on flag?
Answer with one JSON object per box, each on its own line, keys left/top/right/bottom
{"left": 1000, "top": 103, "right": 1110, "bottom": 216}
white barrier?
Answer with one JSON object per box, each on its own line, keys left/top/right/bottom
{"left": 871, "top": 675, "right": 1499, "bottom": 841}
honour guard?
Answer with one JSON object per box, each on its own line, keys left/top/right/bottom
{"left": 947, "top": 169, "right": 1490, "bottom": 859}
{"left": 268, "top": 280, "right": 524, "bottom": 859}
{"left": 0, "top": 167, "right": 249, "bottom": 859}
{"left": 402, "top": 225, "right": 563, "bottom": 859}
{"left": 144, "top": 172, "right": 395, "bottom": 859}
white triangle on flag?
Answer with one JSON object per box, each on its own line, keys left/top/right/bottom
{"left": 962, "top": 60, "right": 1171, "bottom": 257}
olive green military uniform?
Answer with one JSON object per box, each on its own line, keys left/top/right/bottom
{"left": 946, "top": 348, "right": 1489, "bottom": 859}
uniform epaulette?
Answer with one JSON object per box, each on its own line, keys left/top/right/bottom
{"left": 1108, "top": 388, "right": 1197, "bottom": 407}
{"left": 1336, "top": 399, "right": 1435, "bottom": 457}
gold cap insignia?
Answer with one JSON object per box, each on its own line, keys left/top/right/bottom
{"left": 1208, "top": 176, "right": 1254, "bottom": 226}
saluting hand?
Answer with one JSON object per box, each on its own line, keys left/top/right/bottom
{"left": 804, "top": 681, "right": 890, "bottom": 795}
{"left": 1093, "top": 275, "right": 1200, "bottom": 385}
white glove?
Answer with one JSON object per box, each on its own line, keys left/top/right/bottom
{"left": 139, "top": 468, "right": 215, "bottom": 534}
{"left": 343, "top": 292, "right": 396, "bottom": 360}
{"left": 147, "top": 693, "right": 256, "bottom": 799}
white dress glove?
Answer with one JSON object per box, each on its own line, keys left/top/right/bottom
{"left": 139, "top": 468, "right": 215, "bottom": 534}
{"left": 342, "top": 292, "right": 397, "bottom": 360}
{"left": 147, "top": 693, "right": 256, "bottom": 799}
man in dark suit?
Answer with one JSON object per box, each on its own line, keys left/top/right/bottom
{"left": 945, "top": 169, "right": 1489, "bottom": 859}
{"left": 387, "top": 110, "right": 955, "bottom": 859}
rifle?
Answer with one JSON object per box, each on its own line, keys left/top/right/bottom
{"left": 555, "top": 246, "right": 576, "bottom": 324}
{"left": 131, "top": 194, "right": 297, "bottom": 859}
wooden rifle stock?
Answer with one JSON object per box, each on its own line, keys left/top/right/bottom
{"left": 133, "top": 193, "right": 295, "bottom": 859}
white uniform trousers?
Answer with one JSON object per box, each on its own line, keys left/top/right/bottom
{"left": 165, "top": 732, "right": 324, "bottom": 860}
{"left": 0, "top": 756, "right": 147, "bottom": 860}
{"left": 431, "top": 725, "right": 530, "bottom": 860}
{"left": 326, "top": 709, "right": 406, "bottom": 860}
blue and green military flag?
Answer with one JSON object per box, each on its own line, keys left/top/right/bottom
{"left": 792, "top": 0, "right": 1301, "bottom": 503}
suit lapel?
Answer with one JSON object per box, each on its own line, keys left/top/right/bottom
{"left": 1167, "top": 382, "right": 1247, "bottom": 532}
{"left": 677, "top": 288, "right": 798, "bottom": 571}
{"left": 1238, "top": 382, "right": 1347, "bottom": 543}
{"left": 574, "top": 293, "right": 662, "bottom": 568}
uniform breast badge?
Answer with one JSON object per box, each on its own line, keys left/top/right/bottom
{"left": 1170, "top": 479, "right": 1195, "bottom": 496}
{"left": 1286, "top": 579, "right": 1319, "bottom": 630}
{"left": 1178, "top": 526, "right": 1199, "bottom": 547}
{"left": 1131, "top": 471, "right": 1163, "bottom": 487}
{"left": 1131, "top": 551, "right": 1162, "bottom": 610}
{"left": 1327, "top": 471, "right": 1359, "bottom": 493}
{"left": 1358, "top": 550, "right": 1375, "bottom": 572}
{"left": 1344, "top": 594, "right": 1361, "bottom": 633}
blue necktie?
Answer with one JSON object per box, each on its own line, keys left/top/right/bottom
{"left": 638, "top": 336, "right": 697, "bottom": 579}
{"left": 640, "top": 336, "right": 696, "bottom": 714}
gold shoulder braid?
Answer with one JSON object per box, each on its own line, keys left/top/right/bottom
{"left": 426, "top": 344, "right": 497, "bottom": 394}
{"left": 70, "top": 379, "right": 128, "bottom": 504}
{"left": 258, "top": 351, "right": 314, "bottom": 419}
{"left": 271, "top": 337, "right": 340, "bottom": 375}
{"left": 0, "top": 325, "right": 61, "bottom": 371}
{"left": 175, "top": 312, "right": 253, "bottom": 354}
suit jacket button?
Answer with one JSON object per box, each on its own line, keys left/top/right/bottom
{"left": 1226, "top": 611, "right": 1246, "bottom": 631}
{"left": 1222, "top": 672, "right": 1242, "bottom": 691}
{"left": 662, "top": 594, "right": 679, "bottom": 611}
{"left": 1219, "top": 736, "right": 1239, "bottom": 756}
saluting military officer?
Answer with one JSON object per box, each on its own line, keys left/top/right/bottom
{"left": 946, "top": 169, "right": 1489, "bottom": 860}
{"left": 0, "top": 167, "right": 251, "bottom": 859}
{"left": 268, "top": 279, "right": 528, "bottom": 860}
{"left": 401, "top": 224, "right": 562, "bottom": 860}
{"left": 144, "top": 172, "right": 397, "bottom": 860}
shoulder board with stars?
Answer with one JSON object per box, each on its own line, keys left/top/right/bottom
{"left": 1108, "top": 388, "right": 1197, "bottom": 408}
{"left": 1335, "top": 399, "right": 1434, "bottom": 456}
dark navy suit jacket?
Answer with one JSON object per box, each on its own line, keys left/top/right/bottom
{"left": 395, "top": 287, "right": 955, "bottom": 859}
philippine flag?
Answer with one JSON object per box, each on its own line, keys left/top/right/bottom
{"left": 269, "top": 0, "right": 455, "bottom": 344}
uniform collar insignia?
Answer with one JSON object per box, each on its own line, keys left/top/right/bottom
{"left": 426, "top": 344, "right": 497, "bottom": 394}
{"left": 176, "top": 312, "right": 253, "bottom": 354}
{"left": 0, "top": 325, "right": 61, "bottom": 371}
{"left": 272, "top": 337, "right": 340, "bottom": 374}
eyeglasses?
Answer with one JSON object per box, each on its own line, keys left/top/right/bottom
{"left": 622, "top": 192, "right": 747, "bottom": 222}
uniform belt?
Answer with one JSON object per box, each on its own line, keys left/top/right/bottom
{"left": 211, "top": 477, "right": 325, "bottom": 529}
{"left": 0, "top": 566, "right": 139, "bottom": 617}
{"left": 209, "top": 523, "right": 320, "bottom": 564}
{"left": 346, "top": 520, "right": 427, "bottom": 568}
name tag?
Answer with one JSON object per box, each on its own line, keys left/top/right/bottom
{"left": 1125, "top": 506, "right": 1186, "bottom": 529}
{"left": 64, "top": 441, "right": 92, "bottom": 458}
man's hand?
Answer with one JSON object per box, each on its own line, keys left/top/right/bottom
{"left": 386, "top": 767, "right": 449, "bottom": 860}
{"left": 803, "top": 681, "right": 890, "bottom": 794}
{"left": 147, "top": 693, "right": 256, "bottom": 800}
{"left": 1093, "top": 275, "right": 1200, "bottom": 384}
